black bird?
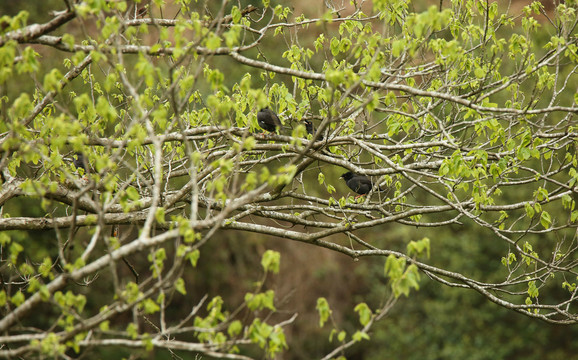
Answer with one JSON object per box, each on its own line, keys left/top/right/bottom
{"left": 257, "top": 108, "right": 282, "bottom": 133}
{"left": 340, "top": 171, "right": 383, "bottom": 196}
{"left": 304, "top": 120, "right": 324, "bottom": 140}
{"left": 73, "top": 153, "right": 86, "bottom": 172}
{"left": 304, "top": 120, "right": 314, "bottom": 136}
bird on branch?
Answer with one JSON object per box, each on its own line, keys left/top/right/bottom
{"left": 304, "top": 119, "right": 324, "bottom": 140}
{"left": 257, "top": 108, "right": 282, "bottom": 133}
{"left": 340, "top": 171, "right": 386, "bottom": 197}
{"left": 73, "top": 153, "right": 87, "bottom": 173}
{"left": 304, "top": 119, "right": 314, "bottom": 136}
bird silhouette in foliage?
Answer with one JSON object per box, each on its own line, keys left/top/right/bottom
{"left": 304, "top": 120, "right": 314, "bottom": 136}
{"left": 71, "top": 152, "right": 90, "bottom": 184}
{"left": 73, "top": 153, "right": 87, "bottom": 172}
{"left": 340, "top": 171, "right": 385, "bottom": 197}
{"left": 257, "top": 108, "right": 282, "bottom": 133}
{"left": 303, "top": 119, "right": 325, "bottom": 141}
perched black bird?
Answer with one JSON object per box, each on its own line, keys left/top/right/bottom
{"left": 303, "top": 120, "right": 324, "bottom": 140}
{"left": 340, "top": 171, "right": 383, "bottom": 196}
{"left": 257, "top": 108, "right": 282, "bottom": 133}
{"left": 73, "top": 153, "right": 86, "bottom": 172}
{"left": 304, "top": 120, "right": 314, "bottom": 136}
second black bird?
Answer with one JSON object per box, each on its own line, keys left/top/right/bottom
{"left": 304, "top": 120, "right": 324, "bottom": 140}
{"left": 73, "top": 153, "right": 87, "bottom": 172}
{"left": 340, "top": 171, "right": 383, "bottom": 195}
{"left": 304, "top": 120, "right": 314, "bottom": 136}
{"left": 257, "top": 108, "right": 282, "bottom": 133}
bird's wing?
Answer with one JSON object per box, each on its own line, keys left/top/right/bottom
{"left": 272, "top": 112, "right": 282, "bottom": 126}
{"left": 358, "top": 176, "right": 373, "bottom": 187}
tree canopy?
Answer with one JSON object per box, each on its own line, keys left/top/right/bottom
{"left": 1, "top": 0, "right": 578, "bottom": 358}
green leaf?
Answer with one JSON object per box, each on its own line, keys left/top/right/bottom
{"left": 524, "top": 202, "right": 535, "bottom": 218}
{"left": 155, "top": 207, "right": 166, "bottom": 224}
{"left": 392, "top": 39, "right": 406, "bottom": 57}
{"left": 205, "top": 32, "right": 222, "bottom": 50}
{"left": 0, "top": 232, "right": 10, "bottom": 246}
{"left": 316, "top": 297, "right": 332, "bottom": 327}
{"left": 9, "top": 242, "right": 23, "bottom": 264}
{"left": 127, "top": 323, "right": 138, "bottom": 339}
{"left": 187, "top": 249, "right": 200, "bottom": 267}
{"left": 384, "top": 254, "right": 405, "bottom": 279}
{"left": 517, "top": 146, "right": 531, "bottom": 160}
{"left": 38, "top": 285, "right": 50, "bottom": 301}
{"left": 228, "top": 320, "right": 243, "bottom": 337}
{"left": 231, "top": 6, "right": 241, "bottom": 23}
{"left": 11, "top": 291, "right": 25, "bottom": 306}
{"left": 354, "top": 302, "right": 372, "bottom": 326}
{"left": 38, "top": 257, "right": 54, "bottom": 279}
{"left": 175, "top": 277, "right": 186, "bottom": 295}
{"left": 352, "top": 330, "right": 370, "bottom": 342}
{"left": 99, "top": 320, "right": 110, "bottom": 332}
{"left": 261, "top": 250, "right": 280, "bottom": 274}
{"left": 540, "top": 211, "right": 552, "bottom": 229}
{"left": 245, "top": 290, "right": 276, "bottom": 311}
{"left": 501, "top": 252, "right": 517, "bottom": 266}
{"left": 325, "top": 69, "right": 345, "bottom": 86}
{"left": 562, "top": 281, "right": 576, "bottom": 292}
{"left": 534, "top": 187, "right": 549, "bottom": 201}
{"left": 35, "top": 333, "right": 66, "bottom": 356}
{"left": 407, "top": 237, "right": 430, "bottom": 258}
{"left": 267, "top": 327, "right": 288, "bottom": 356}
{"left": 142, "top": 335, "right": 154, "bottom": 351}
{"left": 0, "top": 291, "right": 6, "bottom": 307}
{"left": 528, "top": 280, "right": 539, "bottom": 298}
{"left": 562, "top": 194, "right": 574, "bottom": 210}
{"left": 43, "top": 68, "right": 63, "bottom": 92}
{"left": 126, "top": 186, "right": 139, "bottom": 201}
{"left": 142, "top": 298, "right": 160, "bottom": 314}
